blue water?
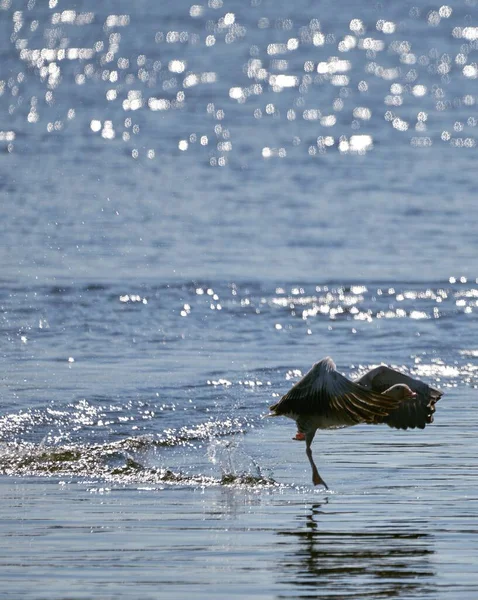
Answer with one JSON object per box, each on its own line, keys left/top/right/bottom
{"left": 1, "top": 0, "right": 478, "bottom": 598}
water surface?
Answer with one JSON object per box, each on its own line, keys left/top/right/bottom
{"left": 1, "top": 0, "right": 478, "bottom": 598}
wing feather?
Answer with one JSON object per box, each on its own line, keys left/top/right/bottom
{"left": 270, "top": 357, "right": 402, "bottom": 426}
{"left": 356, "top": 365, "right": 442, "bottom": 399}
{"left": 355, "top": 365, "right": 443, "bottom": 429}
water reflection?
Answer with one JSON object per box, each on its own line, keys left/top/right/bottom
{"left": 277, "top": 503, "right": 435, "bottom": 598}
{"left": 3, "top": 0, "right": 478, "bottom": 161}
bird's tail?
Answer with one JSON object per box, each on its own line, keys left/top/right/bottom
{"left": 267, "top": 402, "right": 280, "bottom": 416}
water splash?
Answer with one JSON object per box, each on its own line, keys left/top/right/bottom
{"left": 0, "top": 438, "right": 280, "bottom": 488}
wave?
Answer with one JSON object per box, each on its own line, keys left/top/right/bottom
{"left": 0, "top": 431, "right": 279, "bottom": 489}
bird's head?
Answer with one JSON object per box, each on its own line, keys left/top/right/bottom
{"left": 385, "top": 384, "right": 417, "bottom": 400}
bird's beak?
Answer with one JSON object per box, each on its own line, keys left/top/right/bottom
{"left": 410, "top": 391, "right": 417, "bottom": 398}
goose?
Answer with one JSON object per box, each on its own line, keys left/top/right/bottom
{"left": 269, "top": 357, "right": 443, "bottom": 488}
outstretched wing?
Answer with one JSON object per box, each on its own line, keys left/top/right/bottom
{"left": 356, "top": 365, "right": 443, "bottom": 429}
{"left": 356, "top": 365, "right": 443, "bottom": 399}
{"left": 270, "top": 357, "right": 402, "bottom": 426}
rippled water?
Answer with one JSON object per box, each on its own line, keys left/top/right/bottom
{"left": 2, "top": 280, "right": 478, "bottom": 598}
{"left": 1, "top": 0, "right": 478, "bottom": 598}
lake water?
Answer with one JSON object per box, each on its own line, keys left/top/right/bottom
{"left": 1, "top": 0, "right": 478, "bottom": 598}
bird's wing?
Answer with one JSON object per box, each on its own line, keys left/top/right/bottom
{"left": 356, "top": 365, "right": 443, "bottom": 430}
{"left": 383, "top": 394, "right": 438, "bottom": 429}
{"left": 356, "top": 365, "right": 443, "bottom": 400}
{"left": 270, "top": 357, "right": 401, "bottom": 425}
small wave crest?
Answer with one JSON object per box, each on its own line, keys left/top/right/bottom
{"left": 0, "top": 428, "right": 279, "bottom": 489}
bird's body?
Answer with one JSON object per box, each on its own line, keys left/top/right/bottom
{"left": 269, "top": 357, "right": 443, "bottom": 488}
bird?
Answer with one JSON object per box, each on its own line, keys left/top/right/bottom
{"left": 269, "top": 357, "right": 443, "bottom": 488}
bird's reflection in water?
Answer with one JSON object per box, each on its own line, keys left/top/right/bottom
{"left": 276, "top": 503, "right": 436, "bottom": 599}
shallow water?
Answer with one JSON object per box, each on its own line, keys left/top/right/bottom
{"left": 2, "top": 280, "right": 477, "bottom": 599}
{"left": 1, "top": 0, "right": 478, "bottom": 598}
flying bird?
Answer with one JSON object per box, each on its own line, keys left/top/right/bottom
{"left": 269, "top": 357, "right": 443, "bottom": 488}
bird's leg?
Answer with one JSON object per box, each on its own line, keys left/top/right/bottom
{"left": 305, "top": 431, "right": 328, "bottom": 489}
